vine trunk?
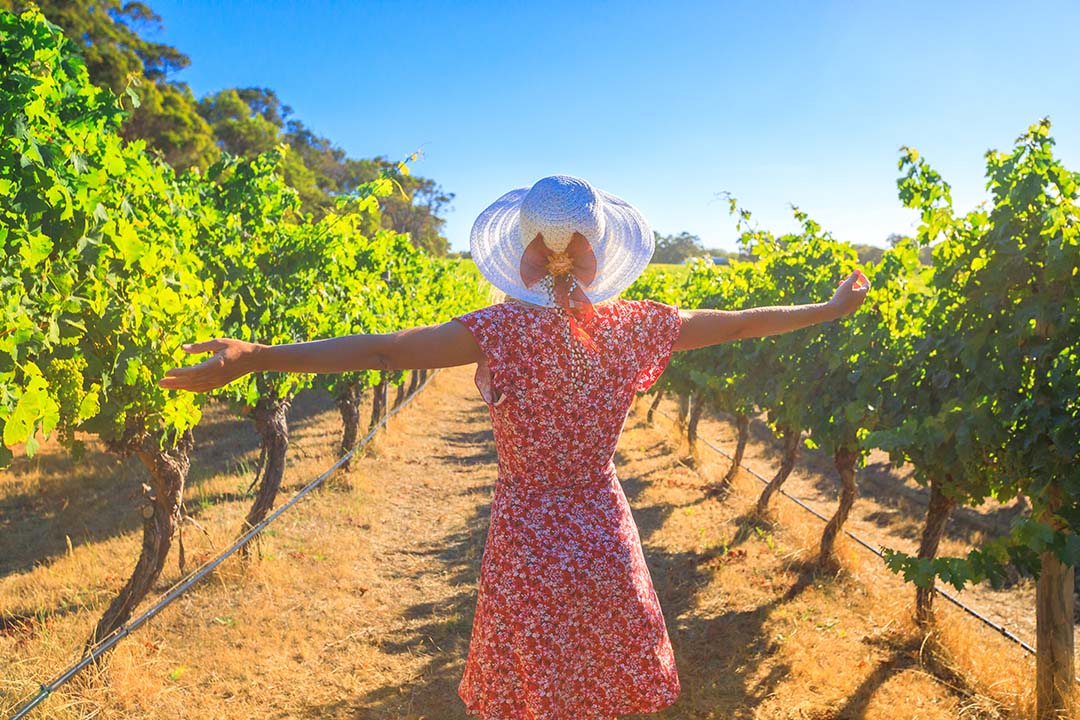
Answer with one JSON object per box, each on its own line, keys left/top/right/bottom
{"left": 336, "top": 382, "right": 364, "bottom": 472}
{"left": 646, "top": 390, "right": 664, "bottom": 424}
{"left": 915, "top": 474, "right": 956, "bottom": 626}
{"left": 819, "top": 444, "right": 858, "bottom": 569}
{"left": 755, "top": 426, "right": 801, "bottom": 516}
{"left": 241, "top": 395, "right": 291, "bottom": 557}
{"left": 88, "top": 429, "right": 194, "bottom": 650}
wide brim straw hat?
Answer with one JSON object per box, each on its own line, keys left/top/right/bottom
{"left": 470, "top": 175, "right": 654, "bottom": 306}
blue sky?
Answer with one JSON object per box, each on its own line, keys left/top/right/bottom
{"left": 149, "top": 0, "right": 1080, "bottom": 254}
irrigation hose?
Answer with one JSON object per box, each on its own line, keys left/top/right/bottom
{"left": 6, "top": 370, "right": 439, "bottom": 720}
{"left": 651, "top": 405, "right": 1079, "bottom": 683}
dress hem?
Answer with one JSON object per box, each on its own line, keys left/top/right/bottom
{"left": 458, "top": 683, "right": 680, "bottom": 720}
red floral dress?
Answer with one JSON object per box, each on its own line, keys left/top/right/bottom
{"left": 452, "top": 297, "right": 683, "bottom": 720}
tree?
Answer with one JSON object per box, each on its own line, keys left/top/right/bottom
{"left": 197, "top": 90, "right": 454, "bottom": 253}
{"left": 851, "top": 242, "right": 884, "bottom": 265}
{"left": 733, "top": 209, "right": 857, "bottom": 520}
{"left": 799, "top": 239, "right": 925, "bottom": 569}
{"left": 652, "top": 231, "right": 707, "bottom": 264}
{"left": 191, "top": 148, "right": 336, "bottom": 549}
{"left": 11, "top": 1, "right": 456, "bottom": 254}
{"left": 677, "top": 258, "right": 761, "bottom": 484}
{"left": 2, "top": 0, "right": 221, "bottom": 170}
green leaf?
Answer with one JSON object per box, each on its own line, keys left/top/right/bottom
{"left": 77, "top": 384, "right": 101, "bottom": 423}
{"left": 19, "top": 232, "right": 53, "bottom": 268}
{"left": 113, "top": 222, "right": 146, "bottom": 266}
{"left": 4, "top": 371, "right": 58, "bottom": 447}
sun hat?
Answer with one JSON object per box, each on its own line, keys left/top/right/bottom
{"left": 470, "top": 175, "right": 655, "bottom": 308}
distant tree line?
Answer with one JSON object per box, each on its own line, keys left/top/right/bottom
{"left": 1, "top": 0, "right": 455, "bottom": 255}
{"left": 650, "top": 231, "right": 741, "bottom": 264}
{"left": 649, "top": 230, "right": 931, "bottom": 266}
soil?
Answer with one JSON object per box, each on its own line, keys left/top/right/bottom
{"left": 662, "top": 395, "right": 1040, "bottom": 650}
{"left": 0, "top": 365, "right": 1037, "bottom": 718}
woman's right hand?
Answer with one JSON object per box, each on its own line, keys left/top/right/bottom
{"left": 158, "top": 338, "right": 263, "bottom": 393}
{"left": 827, "top": 270, "right": 871, "bottom": 319}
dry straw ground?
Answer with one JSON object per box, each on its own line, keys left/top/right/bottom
{"left": 0, "top": 365, "right": 1049, "bottom": 718}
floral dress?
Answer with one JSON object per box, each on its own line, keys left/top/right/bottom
{"left": 452, "top": 297, "right": 683, "bottom": 720}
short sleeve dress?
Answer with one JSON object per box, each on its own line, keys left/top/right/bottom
{"left": 452, "top": 297, "right": 683, "bottom": 720}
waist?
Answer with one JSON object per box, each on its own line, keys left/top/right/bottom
{"left": 495, "top": 459, "right": 617, "bottom": 496}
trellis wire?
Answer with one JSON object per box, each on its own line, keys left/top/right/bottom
{"left": 651, "top": 403, "right": 1077, "bottom": 679}
{"left": 6, "top": 370, "right": 439, "bottom": 720}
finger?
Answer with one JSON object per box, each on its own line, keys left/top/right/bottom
{"left": 158, "top": 376, "right": 218, "bottom": 392}
{"left": 158, "top": 370, "right": 208, "bottom": 387}
{"left": 166, "top": 351, "right": 226, "bottom": 377}
{"left": 187, "top": 381, "right": 225, "bottom": 393}
{"left": 162, "top": 364, "right": 206, "bottom": 379}
{"left": 181, "top": 339, "right": 226, "bottom": 354}
{"left": 158, "top": 376, "right": 194, "bottom": 390}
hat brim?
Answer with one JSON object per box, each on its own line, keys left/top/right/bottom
{"left": 470, "top": 187, "right": 654, "bottom": 305}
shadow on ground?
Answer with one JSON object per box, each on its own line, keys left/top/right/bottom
{"left": 292, "top": 398, "right": 498, "bottom": 719}
{"left": 294, "top": 406, "right": 832, "bottom": 719}
{"left": 0, "top": 389, "right": 354, "bottom": 609}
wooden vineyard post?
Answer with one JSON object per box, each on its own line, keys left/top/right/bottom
{"left": 1037, "top": 490, "right": 1076, "bottom": 720}
{"left": 1036, "top": 550, "right": 1075, "bottom": 719}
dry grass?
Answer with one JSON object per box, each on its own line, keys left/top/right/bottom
{"left": 0, "top": 366, "right": 1055, "bottom": 718}
{"left": 642, "top": 397, "right": 1040, "bottom": 719}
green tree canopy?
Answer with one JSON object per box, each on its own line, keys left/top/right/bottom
{"left": 1, "top": 0, "right": 221, "bottom": 169}
{"left": 5, "top": 0, "right": 457, "bottom": 255}
{"left": 652, "top": 231, "right": 708, "bottom": 264}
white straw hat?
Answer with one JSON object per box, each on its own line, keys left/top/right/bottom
{"left": 470, "top": 175, "right": 655, "bottom": 306}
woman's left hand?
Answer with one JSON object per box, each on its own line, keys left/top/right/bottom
{"left": 158, "top": 338, "right": 262, "bottom": 393}
{"left": 827, "top": 270, "right": 870, "bottom": 319}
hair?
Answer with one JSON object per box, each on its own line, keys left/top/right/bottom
{"left": 490, "top": 286, "right": 620, "bottom": 309}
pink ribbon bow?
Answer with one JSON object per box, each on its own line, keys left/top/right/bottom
{"left": 519, "top": 232, "right": 599, "bottom": 352}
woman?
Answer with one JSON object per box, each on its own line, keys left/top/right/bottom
{"left": 159, "top": 175, "right": 869, "bottom": 719}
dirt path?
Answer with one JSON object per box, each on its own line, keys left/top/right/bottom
{"left": 0, "top": 365, "right": 1030, "bottom": 718}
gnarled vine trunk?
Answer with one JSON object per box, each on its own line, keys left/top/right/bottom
{"left": 915, "top": 474, "right": 956, "bottom": 626}
{"left": 88, "top": 429, "right": 194, "bottom": 650}
{"left": 724, "top": 413, "right": 751, "bottom": 484}
{"left": 820, "top": 445, "right": 858, "bottom": 569}
{"left": 646, "top": 390, "right": 664, "bottom": 424}
{"left": 687, "top": 397, "right": 705, "bottom": 444}
{"left": 686, "top": 397, "right": 706, "bottom": 467}
{"left": 707, "top": 412, "right": 750, "bottom": 498}
{"left": 241, "top": 394, "right": 291, "bottom": 557}
{"left": 407, "top": 368, "right": 420, "bottom": 396}
{"left": 755, "top": 426, "right": 801, "bottom": 516}
{"left": 393, "top": 376, "right": 407, "bottom": 410}
{"left": 675, "top": 393, "right": 690, "bottom": 442}
{"left": 335, "top": 382, "right": 364, "bottom": 471}
{"left": 368, "top": 372, "right": 388, "bottom": 431}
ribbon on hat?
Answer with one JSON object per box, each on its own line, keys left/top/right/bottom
{"left": 520, "top": 231, "right": 599, "bottom": 353}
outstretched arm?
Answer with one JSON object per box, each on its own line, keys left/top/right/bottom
{"left": 158, "top": 320, "right": 483, "bottom": 393}
{"left": 672, "top": 269, "right": 870, "bottom": 352}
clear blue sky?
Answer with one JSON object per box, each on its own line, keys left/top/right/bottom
{"left": 149, "top": 0, "right": 1080, "bottom": 254}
